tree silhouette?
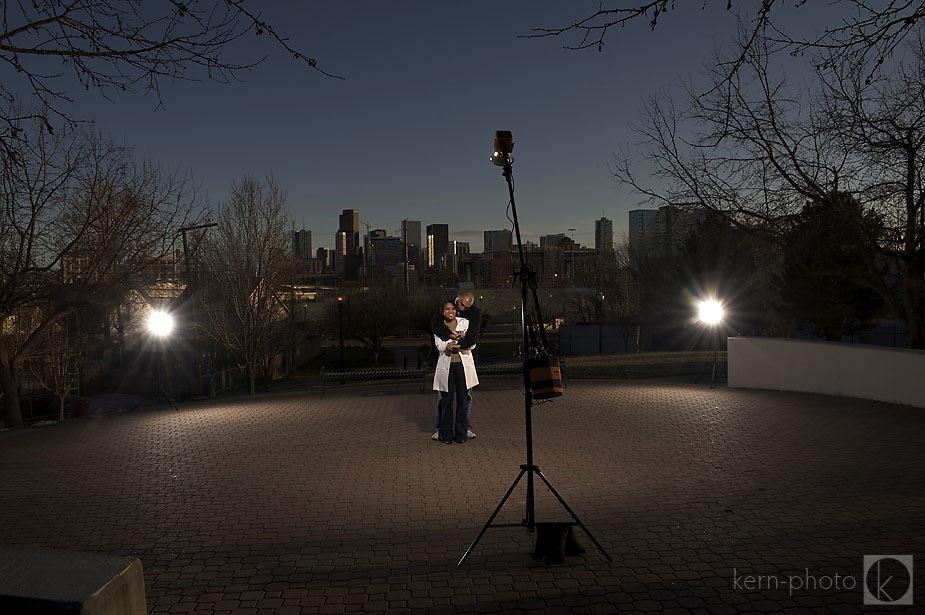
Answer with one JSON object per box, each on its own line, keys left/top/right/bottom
{"left": 775, "top": 192, "right": 885, "bottom": 340}
{"left": 1, "top": 1, "right": 337, "bottom": 150}
{"left": 613, "top": 30, "right": 925, "bottom": 347}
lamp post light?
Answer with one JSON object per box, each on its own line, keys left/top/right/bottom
{"left": 337, "top": 295, "right": 345, "bottom": 383}
{"left": 697, "top": 299, "right": 725, "bottom": 386}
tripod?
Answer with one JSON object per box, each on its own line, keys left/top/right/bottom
{"left": 458, "top": 147, "right": 611, "bottom": 566}
{"left": 131, "top": 338, "right": 179, "bottom": 412}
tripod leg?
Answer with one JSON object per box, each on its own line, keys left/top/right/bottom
{"left": 160, "top": 384, "right": 179, "bottom": 411}
{"left": 458, "top": 468, "right": 527, "bottom": 566}
{"left": 534, "top": 469, "right": 613, "bottom": 563}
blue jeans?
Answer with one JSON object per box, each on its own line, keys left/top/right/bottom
{"left": 439, "top": 362, "right": 469, "bottom": 442}
{"left": 435, "top": 388, "right": 472, "bottom": 431}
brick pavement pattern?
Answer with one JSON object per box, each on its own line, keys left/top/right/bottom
{"left": 1, "top": 379, "right": 924, "bottom": 614}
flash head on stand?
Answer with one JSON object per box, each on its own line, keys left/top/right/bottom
{"left": 491, "top": 130, "right": 514, "bottom": 167}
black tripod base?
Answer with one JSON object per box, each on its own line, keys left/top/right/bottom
{"left": 458, "top": 464, "right": 612, "bottom": 566}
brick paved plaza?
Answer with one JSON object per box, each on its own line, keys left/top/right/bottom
{"left": 1, "top": 378, "right": 924, "bottom": 613}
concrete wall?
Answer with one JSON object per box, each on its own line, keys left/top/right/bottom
{"left": 727, "top": 337, "right": 925, "bottom": 408}
{"left": 0, "top": 545, "right": 146, "bottom": 614}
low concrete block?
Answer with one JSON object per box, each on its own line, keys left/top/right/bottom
{"left": 0, "top": 545, "right": 146, "bottom": 614}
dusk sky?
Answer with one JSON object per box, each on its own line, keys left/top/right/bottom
{"left": 49, "top": 2, "right": 841, "bottom": 250}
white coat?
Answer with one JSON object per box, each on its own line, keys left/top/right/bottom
{"left": 432, "top": 316, "right": 479, "bottom": 392}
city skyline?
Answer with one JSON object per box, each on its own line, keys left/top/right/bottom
{"left": 299, "top": 209, "right": 613, "bottom": 256}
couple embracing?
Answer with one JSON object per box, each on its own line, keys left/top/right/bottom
{"left": 431, "top": 290, "right": 480, "bottom": 444}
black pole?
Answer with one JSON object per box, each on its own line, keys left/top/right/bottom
{"left": 711, "top": 326, "right": 718, "bottom": 388}
{"left": 338, "top": 297, "right": 345, "bottom": 384}
{"left": 503, "top": 161, "right": 536, "bottom": 531}
{"left": 155, "top": 338, "right": 162, "bottom": 396}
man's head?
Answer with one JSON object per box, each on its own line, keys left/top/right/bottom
{"left": 455, "top": 290, "right": 475, "bottom": 312}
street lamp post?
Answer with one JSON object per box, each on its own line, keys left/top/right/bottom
{"left": 337, "top": 296, "right": 345, "bottom": 384}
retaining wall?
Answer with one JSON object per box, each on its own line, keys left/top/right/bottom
{"left": 727, "top": 337, "right": 925, "bottom": 408}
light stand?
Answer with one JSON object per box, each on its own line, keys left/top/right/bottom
{"left": 149, "top": 311, "right": 179, "bottom": 411}
{"left": 337, "top": 296, "right": 346, "bottom": 384}
{"left": 458, "top": 132, "right": 611, "bottom": 566}
{"left": 694, "top": 299, "right": 724, "bottom": 389}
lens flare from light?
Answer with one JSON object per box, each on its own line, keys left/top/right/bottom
{"left": 698, "top": 300, "right": 724, "bottom": 325}
{"left": 148, "top": 311, "right": 174, "bottom": 337}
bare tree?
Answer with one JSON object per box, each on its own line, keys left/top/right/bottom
{"left": 0, "top": 0, "right": 337, "bottom": 149}
{"left": 325, "top": 288, "right": 408, "bottom": 364}
{"left": 0, "top": 116, "right": 197, "bottom": 428}
{"left": 25, "top": 310, "right": 89, "bottom": 421}
{"left": 567, "top": 242, "right": 639, "bottom": 324}
{"left": 614, "top": 30, "right": 925, "bottom": 347}
{"left": 533, "top": 1, "right": 925, "bottom": 84}
{"left": 198, "top": 176, "right": 294, "bottom": 395}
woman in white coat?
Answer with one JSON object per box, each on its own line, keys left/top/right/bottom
{"left": 433, "top": 301, "right": 479, "bottom": 443}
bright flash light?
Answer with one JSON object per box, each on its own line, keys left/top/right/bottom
{"left": 698, "top": 300, "right": 724, "bottom": 325}
{"left": 148, "top": 311, "right": 174, "bottom": 337}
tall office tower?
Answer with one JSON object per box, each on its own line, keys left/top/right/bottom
{"left": 369, "top": 235, "right": 404, "bottom": 267}
{"left": 484, "top": 229, "right": 512, "bottom": 253}
{"left": 628, "top": 209, "right": 659, "bottom": 255}
{"left": 338, "top": 209, "right": 362, "bottom": 280}
{"left": 629, "top": 206, "right": 702, "bottom": 257}
{"left": 338, "top": 209, "right": 360, "bottom": 255}
{"left": 334, "top": 231, "right": 347, "bottom": 274}
{"left": 540, "top": 234, "right": 569, "bottom": 250}
{"left": 292, "top": 229, "right": 312, "bottom": 260}
{"left": 450, "top": 241, "right": 470, "bottom": 279}
{"left": 402, "top": 220, "right": 422, "bottom": 269}
{"left": 595, "top": 216, "right": 614, "bottom": 252}
{"left": 426, "top": 223, "right": 449, "bottom": 268}
{"left": 365, "top": 229, "right": 386, "bottom": 266}
{"left": 316, "top": 247, "right": 332, "bottom": 272}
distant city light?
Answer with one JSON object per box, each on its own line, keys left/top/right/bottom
{"left": 148, "top": 311, "right": 174, "bottom": 337}
{"left": 698, "top": 299, "right": 724, "bottom": 325}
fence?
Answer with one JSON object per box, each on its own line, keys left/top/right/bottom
{"left": 320, "top": 362, "right": 528, "bottom": 397}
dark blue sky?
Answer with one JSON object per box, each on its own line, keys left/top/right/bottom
{"left": 57, "top": 2, "right": 839, "bottom": 250}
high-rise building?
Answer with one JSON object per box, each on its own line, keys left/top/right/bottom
{"left": 338, "top": 209, "right": 362, "bottom": 280}
{"left": 292, "top": 229, "right": 312, "bottom": 260}
{"left": 628, "top": 209, "right": 659, "bottom": 255}
{"left": 484, "top": 229, "right": 512, "bottom": 253}
{"left": 426, "top": 223, "right": 449, "bottom": 268}
{"left": 629, "top": 206, "right": 703, "bottom": 257}
{"left": 338, "top": 209, "right": 360, "bottom": 255}
{"left": 595, "top": 216, "right": 614, "bottom": 252}
{"left": 334, "top": 231, "right": 347, "bottom": 275}
{"left": 369, "top": 234, "right": 404, "bottom": 267}
{"left": 450, "top": 241, "right": 470, "bottom": 278}
{"left": 316, "top": 247, "right": 332, "bottom": 272}
{"left": 402, "top": 220, "right": 422, "bottom": 269}
{"left": 540, "top": 234, "right": 571, "bottom": 250}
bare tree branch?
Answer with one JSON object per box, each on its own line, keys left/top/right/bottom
{"left": 0, "top": 1, "right": 339, "bottom": 147}
{"left": 529, "top": 1, "right": 925, "bottom": 84}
